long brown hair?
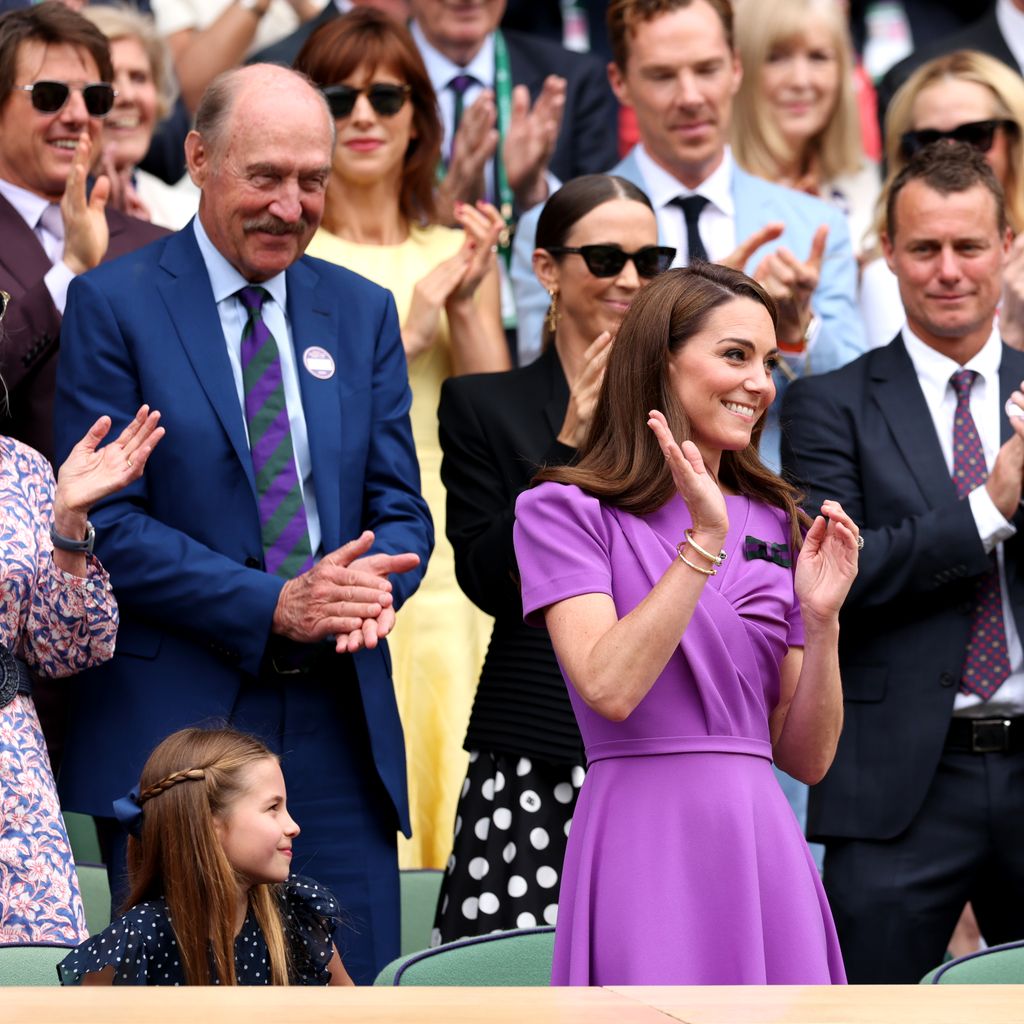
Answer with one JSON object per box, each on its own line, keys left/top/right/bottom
{"left": 294, "top": 8, "right": 442, "bottom": 225}
{"left": 127, "top": 728, "right": 292, "bottom": 986}
{"left": 537, "top": 263, "right": 810, "bottom": 547}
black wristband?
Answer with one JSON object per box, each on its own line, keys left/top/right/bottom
{"left": 50, "top": 520, "right": 95, "bottom": 554}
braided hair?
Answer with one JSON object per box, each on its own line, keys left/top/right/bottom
{"left": 126, "top": 727, "right": 291, "bottom": 985}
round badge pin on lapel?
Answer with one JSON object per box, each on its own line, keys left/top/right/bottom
{"left": 303, "top": 346, "right": 335, "bottom": 380}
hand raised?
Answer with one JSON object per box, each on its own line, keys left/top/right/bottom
{"left": 437, "top": 92, "right": 498, "bottom": 223}
{"left": 503, "top": 76, "right": 566, "bottom": 210}
{"left": 1001, "top": 234, "right": 1024, "bottom": 349}
{"left": 336, "top": 547, "right": 420, "bottom": 653}
{"left": 720, "top": 222, "right": 785, "bottom": 272}
{"left": 557, "top": 330, "right": 612, "bottom": 448}
{"left": 751, "top": 225, "right": 828, "bottom": 346}
{"left": 55, "top": 405, "right": 164, "bottom": 517}
{"left": 61, "top": 131, "right": 110, "bottom": 276}
{"left": 449, "top": 200, "right": 504, "bottom": 303}
{"left": 794, "top": 499, "right": 859, "bottom": 625}
{"left": 647, "top": 409, "right": 728, "bottom": 539}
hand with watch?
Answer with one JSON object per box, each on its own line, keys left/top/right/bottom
{"left": 51, "top": 404, "right": 164, "bottom": 575}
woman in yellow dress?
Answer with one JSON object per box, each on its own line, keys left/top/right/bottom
{"left": 295, "top": 9, "right": 509, "bottom": 868}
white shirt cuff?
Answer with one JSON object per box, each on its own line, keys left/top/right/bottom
{"left": 970, "top": 484, "right": 1017, "bottom": 552}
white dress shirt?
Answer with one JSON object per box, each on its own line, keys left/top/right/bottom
{"left": 0, "top": 178, "right": 76, "bottom": 314}
{"left": 633, "top": 144, "right": 737, "bottom": 267}
{"left": 902, "top": 323, "right": 1024, "bottom": 714}
{"left": 192, "top": 215, "right": 322, "bottom": 558}
{"left": 996, "top": 0, "right": 1024, "bottom": 77}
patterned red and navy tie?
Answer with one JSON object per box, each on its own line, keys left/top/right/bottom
{"left": 950, "top": 368, "right": 1010, "bottom": 698}
{"left": 237, "top": 286, "right": 314, "bottom": 579}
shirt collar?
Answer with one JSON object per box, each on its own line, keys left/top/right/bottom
{"left": 410, "top": 19, "right": 495, "bottom": 90}
{"left": 633, "top": 144, "right": 735, "bottom": 218}
{"left": 997, "top": 0, "right": 1024, "bottom": 71}
{"left": 192, "top": 214, "right": 288, "bottom": 311}
{"left": 902, "top": 321, "right": 1003, "bottom": 397}
{"left": 0, "top": 177, "right": 53, "bottom": 233}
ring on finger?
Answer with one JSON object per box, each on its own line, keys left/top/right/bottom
{"left": 856, "top": 534, "right": 864, "bottom": 550}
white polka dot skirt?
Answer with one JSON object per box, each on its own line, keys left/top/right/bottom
{"left": 432, "top": 750, "right": 584, "bottom": 945}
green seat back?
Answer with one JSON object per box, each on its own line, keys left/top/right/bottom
{"left": 63, "top": 812, "right": 102, "bottom": 865}
{"left": 76, "top": 863, "right": 112, "bottom": 936}
{"left": 399, "top": 869, "right": 443, "bottom": 956}
{"left": 922, "top": 940, "right": 1024, "bottom": 983}
{"left": 0, "top": 944, "right": 75, "bottom": 986}
{"left": 375, "top": 926, "right": 555, "bottom": 986}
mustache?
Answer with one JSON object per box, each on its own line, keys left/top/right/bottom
{"left": 243, "top": 215, "right": 309, "bottom": 236}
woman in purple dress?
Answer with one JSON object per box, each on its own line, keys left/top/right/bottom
{"left": 513, "top": 263, "right": 859, "bottom": 985}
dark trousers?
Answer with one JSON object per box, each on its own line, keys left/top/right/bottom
{"left": 98, "top": 654, "right": 399, "bottom": 986}
{"left": 823, "top": 747, "right": 1024, "bottom": 983}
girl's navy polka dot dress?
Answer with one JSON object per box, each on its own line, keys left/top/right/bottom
{"left": 57, "top": 876, "right": 340, "bottom": 985}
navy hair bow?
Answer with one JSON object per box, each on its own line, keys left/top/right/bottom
{"left": 743, "top": 535, "right": 792, "bottom": 568}
{"left": 112, "top": 785, "right": 143, "bottom": 839}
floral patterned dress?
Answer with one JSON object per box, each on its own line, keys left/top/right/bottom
{"left": 0, "top": 436, "right": 118, "bottom": 943}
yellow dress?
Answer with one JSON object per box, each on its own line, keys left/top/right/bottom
{"left": 306, "top": 225, "right": 493, "bottom": 869}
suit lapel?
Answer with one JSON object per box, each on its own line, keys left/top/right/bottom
{"left": 535, "top": 344, "right": 570, "bottom": 440}
{"left": 287, "top": 257, "right": 342, "bottom": 552}
{"left": 156, "top": 226, "right": 257, "bottom": 499}
{"left": 0, "top": 193, "right": 52, "bottom": 288}
{"left": 872, "top": 335, "right": 958, "bottom": 509}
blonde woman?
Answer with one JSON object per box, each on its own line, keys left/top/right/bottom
{"left": 860, "top": 50, "right": 1024, "bottom": 347}
{"left": 733, "top": 0, "right": 878, "bottom": 256}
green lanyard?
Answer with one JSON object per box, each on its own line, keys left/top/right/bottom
{"left": 492, "top": 29, "right": 514, "bottom": 269}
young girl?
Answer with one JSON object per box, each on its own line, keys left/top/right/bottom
{"left": 58, "top": 727, "right": 353, "bottom": 986}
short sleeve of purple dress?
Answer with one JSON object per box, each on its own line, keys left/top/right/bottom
{"left": 513, "top": 482, "right": 845, "bottom": 986}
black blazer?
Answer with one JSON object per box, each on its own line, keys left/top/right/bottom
{"left": 252, "top": 22, "right": 619, "bottom": 182}
{"left": 780, "top": 336, "right": 1024, "bottom": 842}
{"left": 438, "top": 343, "right": 583, "bottom": 763}
{"left": 876, "top": 8, "right": 1018, "bottom": 141}
{"left": 0, "top": 193, "right": 166, "bottom": 463}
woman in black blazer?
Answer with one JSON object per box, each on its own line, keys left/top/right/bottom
{"left": 433, "top": 175, "right": 674, "bottom": 942}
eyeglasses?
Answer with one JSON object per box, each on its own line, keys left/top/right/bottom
{"left": 899, "top": 119, "right": 1017, "bottom": 159}
{"left": 321, "top": 83, "right": 411, "bottom": 119}
{"left": 0, "top": 290, "right": 8, "bottom": 325}
{"left": 545, "top": 244, "right": 677, "bottom": 278}
{"left": 14, "top": 80, "right": 116, "bottom": 118}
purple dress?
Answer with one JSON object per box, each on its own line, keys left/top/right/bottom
{"left": 513, "top": 483, "right": 845, "bottom": 985}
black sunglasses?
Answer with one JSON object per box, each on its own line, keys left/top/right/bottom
{"left": 15, "top": 80, "right": 116, "bottom": 118}
{"left": 546, "top": 244, "right": 677, "bottom": 278}
{"left": 900, "top": 118, "right": 1017, "bottom": 158}
{"left": 0, "top": 290, "right": 8, "bottom": 325}
{"left": 322, "top": 83, "right": 411, "bottom": 119}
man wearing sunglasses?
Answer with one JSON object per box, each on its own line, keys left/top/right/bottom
{"left": 0, "top": 3, "right": 166, "bottom": 467}
{"left": 782, "top": 143, "right": 1024, "bottom": 983}
{"left": 54, "top": 62, "right": 432, "bottom": 987}
{"left": 511, "top": 0, "right": 865, "bottom": 474}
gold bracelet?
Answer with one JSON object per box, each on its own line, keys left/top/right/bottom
{"left": 676, "top": 542, "right": 717, "bottom": 576}
{"left": 684, "top": 529, "right": 725, "bottom": 566}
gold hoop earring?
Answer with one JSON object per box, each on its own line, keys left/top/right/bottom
{"left": 545, "top": 289, "right": 560, "bottom": 335}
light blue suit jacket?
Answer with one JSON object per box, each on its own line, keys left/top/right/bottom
{"left": 511, "top": 148, "right": 866, "bottom": 469}
{"left": 54, "top": 224, "right": 433, "bottom": 834}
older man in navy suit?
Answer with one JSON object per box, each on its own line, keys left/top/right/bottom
{"left": 55, "top": 63, "right": 432, "bottom": 985}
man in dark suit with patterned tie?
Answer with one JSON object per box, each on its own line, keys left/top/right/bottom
{"left": 782, "top": 142, "right": 1024, "bottom": 983}
{"left": 0, "top": 3, "right": 166, "bottom": 465}
{"left": 54, "top": 62, "right": 433, "bottom": 985}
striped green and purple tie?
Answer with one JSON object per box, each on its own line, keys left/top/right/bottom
{"left": 237, "top": 285, "right": 314, "bottom": 579}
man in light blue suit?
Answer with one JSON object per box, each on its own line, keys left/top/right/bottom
{"left": 54, "top": 64, "right": 433, "bottom": 984}
{"left": 511, "top": 0, "right": 865, "bottom": 472}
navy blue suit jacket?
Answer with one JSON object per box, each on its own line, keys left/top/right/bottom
{"left": 54, "top": 224, "right": 433, "bottom": 834}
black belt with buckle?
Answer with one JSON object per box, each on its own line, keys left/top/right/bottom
{"left": 0, "top": 643, "right": 33, "bottom": 709}
{"left": 945, "top": 716, "right": 1024, "bottom": 754}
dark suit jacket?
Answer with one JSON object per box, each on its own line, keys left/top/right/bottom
{"left": 53, "top": 225, "right": 433, "bottom": 831}
{"left": 438, "top": 343, "right": 582, "bottom": 762}
{"left": 876, "top": 8, "right": 1018, "bottom": 141}
{"left": 0, "top": 192, "right": 166, "bottom": 463}
{"left": 253, "top": 22, "right": 619, "bottom": 181}
{"left": 780, "top": 335, "right": 1024, "bottom": 842}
